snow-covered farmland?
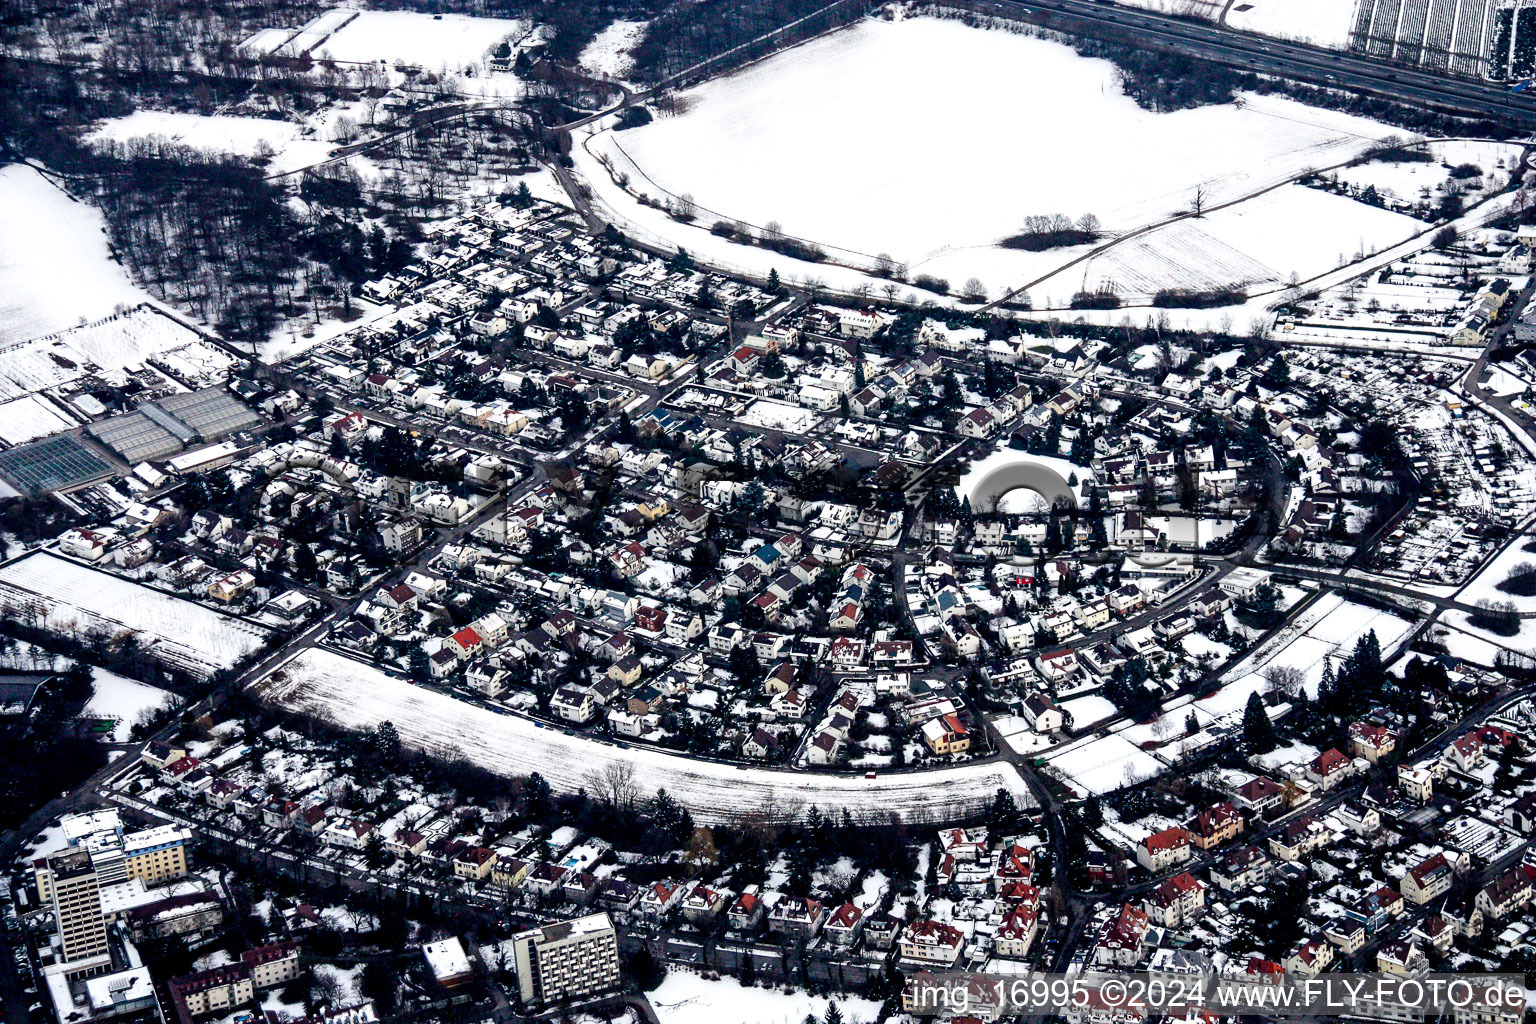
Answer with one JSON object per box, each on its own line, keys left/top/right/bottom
{"left": 0, "top": 553, "right": 271, "bottom": 679}
{"left": 0, "top": 395, "right": 79, "bottom": 445}
{"left": 260, "top": 648, "right": 1032, "bottom": 825}
{"left": 1225, "top": 0, "right": 1362, "bottom": 47}
{"left": 311, "top": 11, "right": 524, "bottom": 69}
{"left": 88, "top": 111, "right": 334, "bottom": 177}
{"left": 0, "top": 307, "right": 222, "bottom": 402}
{"left": 651, "top": 970, "right": 880, "bottom": 1024}
{"left": 586, "top": 16, "right": 1407, "bottom": 299}
{"left": 0, "top": 165, "right": 153, "bottom": 346}
{"left": 580, "top": 19, "right": 648, "bottom": 79}
{"left": 1034, "top": 185, "right": 1426, "bottom": 305}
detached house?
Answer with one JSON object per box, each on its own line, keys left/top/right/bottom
{"left": 1136, "top": 827, "right": 1193, "bottom": 873}
{"left": 899, "top": 919, "right": 965, "bottom": 968}
{"left": 1145, "top": 872, "right": 1206, "bottom": 929}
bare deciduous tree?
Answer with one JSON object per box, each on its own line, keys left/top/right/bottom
{"left": 1263, "top": 664, "right": 1305, "bottom": 700}
{"left": 588, "top": 762, "right": 640, "bottom": 814}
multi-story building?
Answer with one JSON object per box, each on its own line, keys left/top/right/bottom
{"left": 50, "top": 850, "right": 110, "bottom": 968}
{"left": 511, "top": 913, "right": 622, "bottom": 1009}
{"left": 123, "top": 825, "right": 191, "bottom": 886}
{"left": 170, "top": 964, "right": 255, "bottom": 1019}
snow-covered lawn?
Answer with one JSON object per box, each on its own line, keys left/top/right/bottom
{"left": 580, "top": 20, "right": 647, "bottom": 79}
{"left": 260, "top": 648, "right": 1031, "bottom": 824}
{"left": 312, "top": 11, "right": 523, "bottom": 70}
{"left": 650, "top": 971, "right": 880, "bottom": 1024}
{"left": 0, "top": 553, "right": 271, "bottom": 679}
{"left": 1058, "top": 694, "right": 1117, "bottom": 731}
{"left": 737, "top": 399, "right": 819, "bottom": 434}
{"left": 87, "top": 111, "right": 335, "bottom": 176}
{"left": 0, "top": 165, "right": 153, "bottom": 346}
{"left": 589, "top": 16, "right": 1405, "bottom": 299}
{"left": 84, "top": 669, "right": 173, "bottom": 742}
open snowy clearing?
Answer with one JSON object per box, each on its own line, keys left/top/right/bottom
{"left": 85, "top": 669, "right": 173, "bottom": 742}
{"left": 590, "top": 16, "right": 1406, "bottom": 297}
{"left": 651, "top": 971, "right": 880, "bottom": 1024}
{"left": 312, "top": 11, "right": 524, "bottom": 69}
{"left": 0, "top": 553, "right": 270, "bottom": 679}
{"left": 580, "top": 19, "right": 648, "bottom": 79}
{"left": 260, "top": 648, "right": 1032, "bottom": 825}
{"left": 0, "top": 165, "right": 153, "bottom": 346}
{"left": 88, "top": 111, "right": 334, "bottom": 177}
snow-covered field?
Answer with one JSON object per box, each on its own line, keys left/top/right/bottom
{"left": 0, "top": 553, "right": 270, "bottom": 679}
{"left": 0, "top": 394, "right": 79, "bottom": 445}
{"left": 0, "top": 306, "right": 213, "bottom": 401}
{"left": 0, "top": 166, "right": 152, "bottom": 346}
{"left": 260, "top": 648, "right": 1031, "bottom": 824}
{"left": 1225, "top": 0, "right": 1361, "bottom": 47}
{"left": 1034, "top": 185, "right": 1425, "bottom": 305}
{"left": 586, "top": 16, "right": 1405, "bottom": 299}
{"left": 1454, "top": 536, "right": 1536, "bottom": 608}
{"left": 1044, "top": 733, "right": 1166, "bottom": 796}
{"left": 737, "top": 399, "right": 820, "bottom": 434}
{"left": 312, "top": 11, "right": 523, "bottom": 69}
{"left": 88, "top": 111, "right": 334, "bottom": 177}
{"left": 580, "top": 19, "right": 647, "bottom": 79}
{"left": 85, "top": 669, "right": 173, "bottom": 742}
{"left": 651, "top": 971, "right": 881, "bottom": 1024}
{"left": 1221, "top": 593, "right": 1416, "bottom": 702}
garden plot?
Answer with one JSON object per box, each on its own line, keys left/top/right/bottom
{"left": 1043, "top": 733, "right": 1166, "bottom": 797}
{"left": 259, "top": 648, "right": 1031, "bottom": 825}
{"left": 593, "top": 16, "right": 1406, "bottom": 296}
{"left": 0, "top": 552, "right": 270, "bottom": 679}
{"left": 0, "top": 307, "right": 224, "bottom": 403}
{"left": 1329, "top": 141, "right": 1523, "bottom": 205}
{"left": 0, "top": 165, "right": 154, "bottom": 346}
{"left": 88, "top": 111, "right": 334, "bottom": 177}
